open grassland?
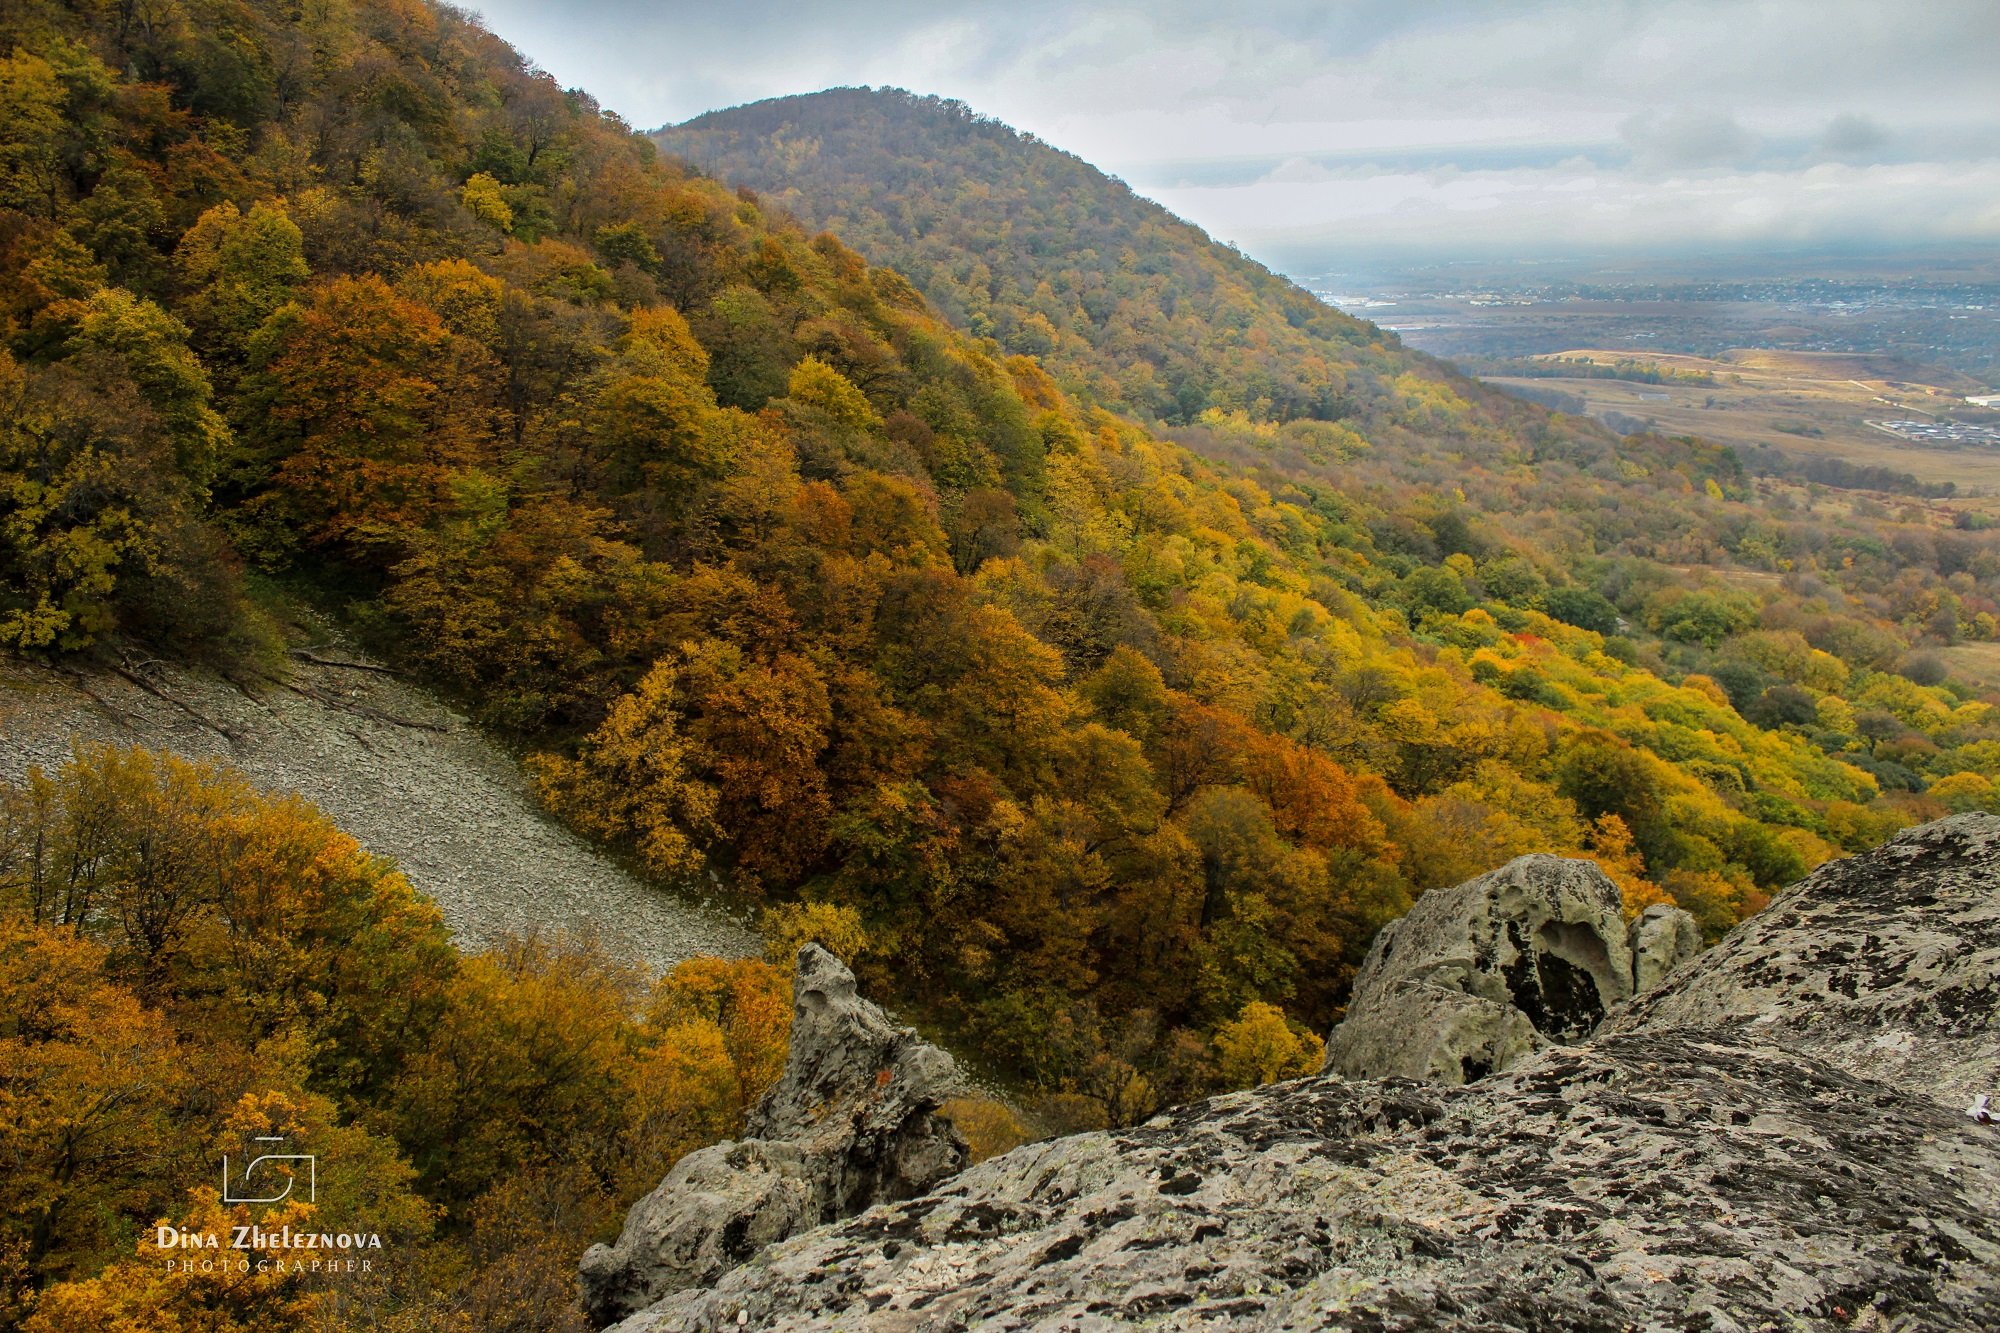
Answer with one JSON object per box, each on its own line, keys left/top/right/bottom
{"left": 1939, "top": 642, "right": 2000, "bottom": 691}
{"left": 1487, "top": 348, "right": 2000, "bottom": 498}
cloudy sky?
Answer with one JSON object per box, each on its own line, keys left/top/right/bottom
{"left": 467, "top": 0, "right": 2000, "bottom": 268}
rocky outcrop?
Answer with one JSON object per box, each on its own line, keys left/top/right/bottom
{"left": 1323, "top": 854, "right": 1699, "bottom": 1083}
{"left": 582, "top": 946, "right": 967, "bottom": 1327}
{"left": 598, "top": 817, "right": 2000, "bottom": 1331}
{"left": 1322, "top": 978, "right": 1547, "bottom": 1086}
{"left": 616, "top": 1032, "right": 1999, "bottom": 1331}
{"left": 1609, "top": 811, "right": 2000, "bottom": 1109}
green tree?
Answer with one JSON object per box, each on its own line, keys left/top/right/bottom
{"left": 1211, "top": 1000, "right": 1324, "bottom": 1088}
{"left": 59, "top": 288, "right": 230, "bottom": 488}
{"left": 461, "top": 172, "right": 515, "bottom": 232}
{"left": 173, "top": 199, "right": 310, "bottom": 360}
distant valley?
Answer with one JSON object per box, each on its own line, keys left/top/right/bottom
{"left": 1306, "top": 254, "right": 2000, "bottom": 500}
{"left": 1485, "top": 346, "right": 2000, "bottom": 499}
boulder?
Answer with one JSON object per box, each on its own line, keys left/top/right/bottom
{"left": 1324, "top": 853, "right": 1697, "bottom": 1082}
{"left": 1610, "top": 811, "right": 2000, "bottom": 1108}
{"left": 581, "top": 945, "right": 967, "bottom": 1327}
{"left": 1316, "top": 980, "right": 1547, "bottom": 1085}
{"left": 1627, "top": 900, "right": 1702, "bottom": 994}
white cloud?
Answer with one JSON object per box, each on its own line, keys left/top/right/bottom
{"left": 1264, "top": 157, "right": 1337, "bottom": 185}
{"left": 465, "top": 0, "right": 2000, "bottom": 260}
{"left": 1149, "top": 159, "right": 2000, "bottom": 262}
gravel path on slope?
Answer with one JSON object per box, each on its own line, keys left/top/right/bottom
{"left": 0, "top": 647, "right": 757, "bottom": 973}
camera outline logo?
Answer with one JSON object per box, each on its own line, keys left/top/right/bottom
{"left": 221, "top": 1135, "right": 316, "bottom": 1205}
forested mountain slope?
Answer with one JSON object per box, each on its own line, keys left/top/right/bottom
{"left": 665, "top": 88, "right": 1387, "bottom": 426}
{"left": 3, "top": 7, "right": 2000, "bottom": 1327}
{"left": 655, "top": 90, "right": 1991, "bottom": 579}
{"left": 5, "top": 0, "right": 1999, "bottom": 1111}
{"left": 657, "top": 86, "right": 2000, "bottom": 839}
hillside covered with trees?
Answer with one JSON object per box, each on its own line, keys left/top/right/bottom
{"left": 0, "top": 746, "right": 794, "bottom": 1331}
{"left": 3, "top": 6, "right": 2000, "bottom": 1328}
{"left": 657, "top": 86, "right": 2000, "bottom": 826}
{"left": 662, "top": 87, "right": 1390, "bottom": 428}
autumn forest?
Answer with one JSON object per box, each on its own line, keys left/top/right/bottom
{"left": 3, "top": 3, "right": 1999, "bottom": 1330}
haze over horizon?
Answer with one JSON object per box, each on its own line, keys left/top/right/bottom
{"left": 467, "top": 0, "right": 1999, "bottom": 271}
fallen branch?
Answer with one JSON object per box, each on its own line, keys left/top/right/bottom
{"left": 280, "top": 681, "right": 448, "bottom": 733}
{"left": 288, "top": 648, "right": 401, "bottom": 676}
{"left": 106, "top": 665, "right": 244, "bottom": 744}
{"left": 52, "top": 665, "right": 147, "bottom": 729}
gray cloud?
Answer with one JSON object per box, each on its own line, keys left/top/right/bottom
{"left": 1821, "top": 112, "right": 1892, "bottom": 161}
{"left": 466, "top": 0, "right": 2000, "bottom": 260}
{"left": 1621, "top": 110, "right": 1759, "bottom": 171}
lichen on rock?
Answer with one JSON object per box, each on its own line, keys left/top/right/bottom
{"left": 1323, "top": 853, "right": 1699, "bottom": 1084}
{"left": 581, "top": 945, "right": 967, "bottom": 1327}
{"left": 589, "top": 818, "right": 2000, "bottom": 1332}
{"left": 615, "top": 1032, "right": 2000, "bottom": 1331}
{"left": 1610, "top": 811, "right": 2000, "bottom": 1109}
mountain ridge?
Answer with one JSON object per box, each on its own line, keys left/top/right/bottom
{"left": 661, "top": 86, "right": 1415, "bottom": 427}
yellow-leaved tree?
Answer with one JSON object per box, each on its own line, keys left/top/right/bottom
{"left": 529, "top": 660, "right": 721, "bottom": 878}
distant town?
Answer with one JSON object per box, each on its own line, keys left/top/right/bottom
{"left": 1870, "top": 419, "right": 2000, "bottom": 446}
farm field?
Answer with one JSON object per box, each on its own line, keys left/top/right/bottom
{"left": 1486, "top": 347, "right": 2000, "bottom": 498}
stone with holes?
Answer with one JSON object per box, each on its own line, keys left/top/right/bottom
{"left": 1323, "top": 853, "right": 1697, "bottom": 1083}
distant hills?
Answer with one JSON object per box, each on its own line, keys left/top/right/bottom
{"left": 7, "top": 7, "right": 2000, "bottom": 1326}
{"left": 660, "top": 88, "right": 1428, "bottom": 427}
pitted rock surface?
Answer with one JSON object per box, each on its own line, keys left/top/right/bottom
{"left": 582, "top": 946, "right": 967, "bottom": 1327}
{"left": 1610, "top": 811, "right": 2000, "bottom": 1109}
{"left": 1322, "top": 979, "right": 1547, "bottom": 1086}
{"left": 613, "top": 1033, "right": 2000, "bottom": 1332}
{"left": 1324, "top": 854, "right": 1697, "bottom": 1083}
{"left": 595, "top": 818, "right": 2000, "bottom": 1331}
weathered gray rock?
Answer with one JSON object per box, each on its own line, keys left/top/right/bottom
{"left": 1318, "top": 979, "right": 1547, "bottom": 1085}
{"left": 582, "top": 1141, "right": 815, "bottom": 1325}
{"left": 1325, "top": 853, "right": 1696, "bottom": 1083}
{"left": 1610, "top": 811, "right": 2000, "bottom": 1109}
{"left": 742, "top": 944, "right": 967, "bottom": 1205}
{"left": 582, "top": 946, "right": 967, "bottom": 1326}
{"left": 598, "top": 815, "right": 2000, "bottom": 1332}
{"left": 1627, "top": 900, "right": 1703, "bottom": 994}
{"left": 614, "top": 1033, "right": 2000, "bottom": 1331}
